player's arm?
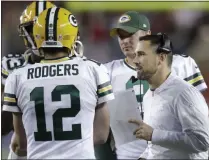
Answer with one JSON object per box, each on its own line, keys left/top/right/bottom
{"left": 94, "top": 102, "right": 110, "bottom": 144}
{"left": 183, "top": 56, "right": 207, "bottom": 92}
{"left": 151, "top": 87, "right": 209, "bottom": 152}
{"left": 11, "top": 113, "right": 27, "bottom": 157}
{"left": 1, "top": 85, "right": 14, "bottom": 136}
{"left": 2, "top": 72, "right": 27, "bottom": 159}
{"left": 1, "top": 59, "right": 14, "bottom": 136}
{"left": 1, "top": 110, "right": 13, "bottom": 136}
{"left": 93, "top": 63, "right": 115, "bottom": 145}
{"left": 103, "top": 61, "right": 114, "bottom": 81}
{"left": 1, "top": 56, "right": 10, "bottom": 85}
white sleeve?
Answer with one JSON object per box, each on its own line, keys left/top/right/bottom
{"left": 3, "top": 72, "right": 21, "bottom": 113}
{"left": 151, "top": 86, "right": 209, "bottom": 153}
{"left": 1, "top": 57, "right": 9, "bottom": 85}
{"left": 103, "top": 61, "right": 114, "bottom": 81}
{"left": 103, "top": 61, "right": 113, "bottom": 74}
{"left": 95, "top": 64, "right": 115, "bottom": 104}
{"left": 173, "top": 56, "right": 207, "bottom": 92}
{"left": 185, "top": 57, "right": 207, "bottom": 92}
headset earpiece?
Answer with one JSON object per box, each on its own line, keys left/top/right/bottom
{"left": 156, "top": 33, "right": 172, "bottom": 54}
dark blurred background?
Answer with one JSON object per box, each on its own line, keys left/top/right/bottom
{"left": 2, "top": 1, "right": 208, "bottom": 102}
{"left": 1, "top": 1, "right": 209, "bottom": 99}
{"left": 1, "top": 1, "right": 209, "bottom": 159}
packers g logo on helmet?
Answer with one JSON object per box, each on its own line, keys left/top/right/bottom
{"left": 33, "top": 7, "right": 79, "bottom": 53}
{"left": 69, "top": 15, "right": 78, "bottom": 27}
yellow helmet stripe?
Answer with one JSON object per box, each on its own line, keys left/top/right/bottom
{"left": 45, "top": 7, "right": 60, "bottom": 41}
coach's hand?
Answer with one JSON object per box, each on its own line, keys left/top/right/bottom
{"left": 128, "top": 119, "right": 153, "bottom": 141}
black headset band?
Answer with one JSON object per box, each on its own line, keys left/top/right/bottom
{"left": 156, "top": 33, "right": 172, "bottom": 54}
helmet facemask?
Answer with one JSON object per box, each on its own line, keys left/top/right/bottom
{"left": 18, "top": 18, "right": 41, "bottom": 57}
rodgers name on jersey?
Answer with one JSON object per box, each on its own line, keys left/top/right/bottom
{"left": 27, "top": 63, "right": 79, "bottom": 79}
{"left": 1, "top": 53, "right": 25, "bottom": 85}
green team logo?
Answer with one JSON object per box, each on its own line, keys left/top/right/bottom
{"left": 118, "top": 14, "right": 131, "bottom": 23}
{"left": 126, "top": 77, "right": 149, "bottom": 103}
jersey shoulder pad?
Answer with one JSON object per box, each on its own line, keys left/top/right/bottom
{"left": 103, "top": 59, "right": 124, "bottom": 72}
{"left": 173, "top": 54, "right": 195, "bottom": 66}
{"left": 180, "top": 54, "right": 189, "bottom": 58}
{"left": 81, "top": 58, "right": 108, "bottom": 74}
{"left": 104, "top": 59, "right": 124, "bottom": 66}
{"left": 83, "top": 58, "right": 102, "bottom": 66}
{"left": 177, "top": 53, "right": 189, "bottom": 58}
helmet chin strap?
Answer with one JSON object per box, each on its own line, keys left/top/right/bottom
{"left": 23, "top": 49, "right": 32, "bottom": 63}
{"left": 23, "top": 49, "right": 39, "bottom": 64}
{"left": 69, "top": 40, "right": 84, "bottom": 57}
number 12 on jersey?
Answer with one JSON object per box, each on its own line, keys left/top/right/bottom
{"left": 30, "top": 85, "right": 82, "bottom": 141}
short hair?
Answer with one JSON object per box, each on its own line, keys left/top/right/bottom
{"left": 139, "top": 33, "right": 173, "bottom": 67}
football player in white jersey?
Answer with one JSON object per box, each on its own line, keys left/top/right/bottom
{"left": 1, "top": 1, "right": 56, "bottom": 159}
{"left": 105, "top": 11, "right": 208, "bottom": 159}
{"left": 3, "top": 7, "right": 114, "bottom": 159}
{"left": 2, "top": 1, "right": 56, "bottom": 85}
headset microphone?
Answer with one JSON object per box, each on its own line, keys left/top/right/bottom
{"left": 131, "top": 76, "right": 144, "bottom": 120}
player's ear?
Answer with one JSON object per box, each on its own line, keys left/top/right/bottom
{"left": 158, "top": 53, "right": 167, "bottom": 65}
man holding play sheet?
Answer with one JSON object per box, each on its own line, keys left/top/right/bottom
{"left": 129, "top": 33, "right": 209, "bottom": 159}
{"left": 105, "top": 11, "right": 208, "bottom": 159}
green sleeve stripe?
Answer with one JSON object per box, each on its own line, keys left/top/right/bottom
{"left": 4, "top": 93, "right": 16, "bottom": 99}
{"left": 184, "top": 72, "right": 201, "bottom": 81}
{"left": 3, "top": 101, "right": 17, "bottom": 106}
{"left": 98, "top": 89, "right": 113, "bottom": 98}
{"left": 193, "top": 79, "right": 205, "bottom": 87}
{"left": 2, "top": 72, "right": 8, "bottom": 79}
{"left": 98, "top": 81, "right": 111, "bottom": 90}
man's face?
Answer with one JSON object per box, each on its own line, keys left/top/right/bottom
{"left": 117, "top": 29, "right": 148, "bottom": 58}
{"left": 133, "top": 41, "right": 159, "bottom": 80}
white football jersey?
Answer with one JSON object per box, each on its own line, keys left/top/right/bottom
{"left": 104, "top": 55, "right": 207, "bottom": 159}
{"left": 172, "top": 55, "right": 207, "bottom": 92}
{"left": 104, "top": 59, "right": 148, "bottom": 159}
{"left": 1, "top": 53, "right": 25, "bottom": 85}
{"left": 3, "top": 56, "right": 114, "bottom": 159}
